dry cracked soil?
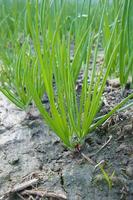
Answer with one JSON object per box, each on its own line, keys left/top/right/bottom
{"left": 0, "top": 81, "right": 133, "bottom": 200}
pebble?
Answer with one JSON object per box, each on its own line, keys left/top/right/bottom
{"left": 107, "top": 79, "right": 120, "bottom": 88}
{"left": 116, "top": 144, "right": 127, "bottom": 153}
{"left": 8, "top": 157, "right": 19, "bottom": 165}
{"left": 126, "top": 165, "right": 133, "bottom": 178}
{"left": 124, "top": 125, "right": 133, "bottom": 134}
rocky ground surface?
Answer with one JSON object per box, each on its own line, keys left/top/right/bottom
{"left": 0, "top": 81, "right": 133, "bottom": 200}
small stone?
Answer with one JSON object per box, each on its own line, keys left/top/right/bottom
{"left": 126, "top": 165, "right": 133, "bottom": 178}
{"left": 0, "top": 127, "right": 6, "bottom": 134}
{"left": 116, "top": 144, "right": 127, "bottom": 152}
{"left": 124, "top": 125, "right": 133, "bottom": 134}
{"left": 8, "top": 157, "right": 19, "bottom": 165}
{"left": 107, "top": 79, "right": 120, "bottom": 88}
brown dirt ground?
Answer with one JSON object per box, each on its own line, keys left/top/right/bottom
{"left": 0, "top": 80, "right": 133, "bottom": 200}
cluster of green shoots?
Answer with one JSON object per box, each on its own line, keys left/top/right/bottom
{"left": 102, "top": 0, "right": 133, "bottom": 87}
{"left": 0, "top": 0, "right": 133, "bottom": 149}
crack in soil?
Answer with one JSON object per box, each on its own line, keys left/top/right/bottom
{"left": 0, "top": 84, "right": 133, "bottom": 200}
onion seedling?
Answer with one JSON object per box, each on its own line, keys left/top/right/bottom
{"left": 25, "top": 0, "right": 133, "bottom": 149}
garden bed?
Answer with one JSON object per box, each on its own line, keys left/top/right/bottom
{"left": 0, "top": 81, "right": 133, "bottom": 200}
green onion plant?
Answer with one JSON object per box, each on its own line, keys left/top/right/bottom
{"left": 0, "top": 0, "right": 133, "bottom": 149}
{"left": 0, "top": 40, "right": 32, "bottom": 109}
{"left": 25, "top": 0, "right": 133, "bottom": 148}
{"left": 102, "top": 0, "right": 133, "bottom": 87}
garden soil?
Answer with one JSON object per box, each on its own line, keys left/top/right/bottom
{"left": 0, "top": 81, "right": 133, "bottom": 200}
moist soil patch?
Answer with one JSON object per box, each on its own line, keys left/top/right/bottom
{"left": 0, "top": 81, "right": 133, "bottom": 200}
